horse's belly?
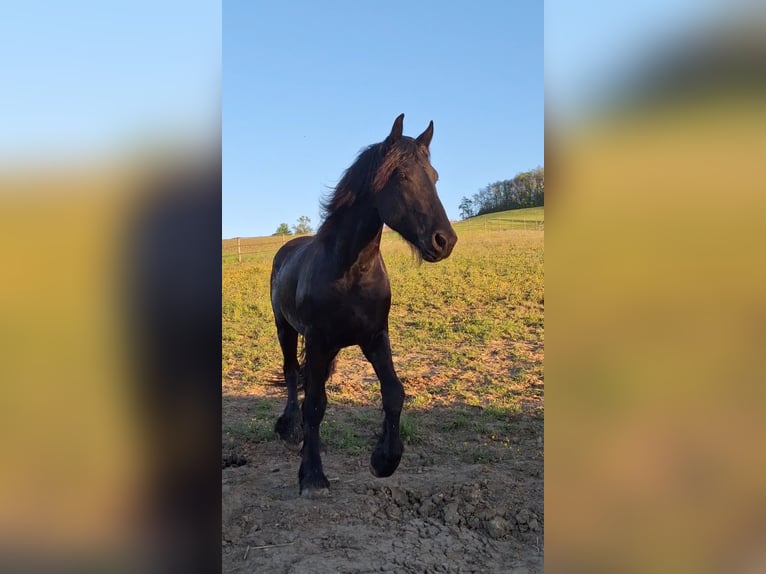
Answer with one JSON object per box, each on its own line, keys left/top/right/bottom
{"left": 320, "top": 294, "right": 390, "bottom": 346}
{"left": 282, "top": 308, "right": 306, "bottom": 334}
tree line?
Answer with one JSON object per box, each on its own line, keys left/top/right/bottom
{"left": 458, "top": 166, "right": 544, "bottom": 220}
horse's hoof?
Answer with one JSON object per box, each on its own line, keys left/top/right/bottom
{"left": 281, "top": 439, "right": 303, "bottom": 453}
{"left": 282, "top": 439, "right": 303, "bottom": 454}
{"left": 299, "top": 466, "right": 330, "bottom": 495}
{"left": 299, "top": 475, "right": 331, "bottom": 498}
{"left": 370, "top": 461, "right": 399, "bottom": 478}
{"left": 370, "top": 444, "right": 403, "bottom": 478}
{"left": 300, "top": 486, "right": 330, "bottom": 499}
{"left": 274, "top": 414, "right": 303, "bottom": 445}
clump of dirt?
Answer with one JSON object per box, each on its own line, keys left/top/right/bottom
{"left": 363, "top": 481, "right": 541, "bottom": 542}
{"left": 222, "top": 453, "right": 248, "bottom": 469}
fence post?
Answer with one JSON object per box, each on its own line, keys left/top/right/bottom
{"left": 237, "top": 237, "right": 241, "bottom": 263}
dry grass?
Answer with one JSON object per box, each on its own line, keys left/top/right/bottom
{"left": 222, "top": 210, "right": 544, "bottom": 463}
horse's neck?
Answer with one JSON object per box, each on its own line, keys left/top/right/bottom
{"left": 323, "top": 203, "right": 383, "bottom": 273}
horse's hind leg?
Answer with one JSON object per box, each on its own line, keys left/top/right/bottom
{"left": 361, "top": 331, "right": 405, "bottom": 478}
{"left": 299, "top": 338, "right": 338, "bottom": 497}
{"left": 274, "top": 319, "right": 303, "bottom": 446}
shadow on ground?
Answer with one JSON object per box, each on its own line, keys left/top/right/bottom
{"left": 222, "top": 393, "right": 543, "bottom": 574}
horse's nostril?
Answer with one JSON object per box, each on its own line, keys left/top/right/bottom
{"left": 432, "top": 232, "right": 447, "bottom": 251}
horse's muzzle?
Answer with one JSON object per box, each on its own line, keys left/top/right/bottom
{"left": 423, "top": 228, "right": 457, "bottom": 261}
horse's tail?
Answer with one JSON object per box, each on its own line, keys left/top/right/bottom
{"left": 296, "top": 335, "right": 306, "bottom": 390}
{"left": 271, "top": 334, "right": 336, "bottom": 389}
{"left": 268, "top": 371, "right": 306, "bottom": 391}
{"left": 269, "top": 334, "right": 307, "bottom": 391}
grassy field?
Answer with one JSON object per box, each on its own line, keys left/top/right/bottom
{"left": 461, "top": 206, "right": 544, "bottom": 223}
{"left": 222, "top": 206, "right": 544, "bottom": 265}
{"left": 222, "top": 207, "right": 544, "bottom": 466}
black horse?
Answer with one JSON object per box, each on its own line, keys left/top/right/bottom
{"left": 270, "top": 114, "right": 457, "bottom": 496}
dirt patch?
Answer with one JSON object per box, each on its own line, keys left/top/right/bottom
{"left": 222, "top": 416, "right": 542, "bottom": 573}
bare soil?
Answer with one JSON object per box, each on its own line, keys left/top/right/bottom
{"left": 222, "top": 399, "right": 543, "bottom": 573}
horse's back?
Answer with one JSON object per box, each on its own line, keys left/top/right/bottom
{"left": 272, "top": 235, "right": 313, "bottom": 273}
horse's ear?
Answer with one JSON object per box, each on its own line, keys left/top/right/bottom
{"left": 386, "top": 113, "right": 404, "bottom": 143}
{"left": 416, "top": 120, "right": 434, "bottom": 148}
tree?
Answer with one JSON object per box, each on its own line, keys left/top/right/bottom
{"left": 458, "top": 197, "right": 474, "bottom": 220}
{"left": 292, "top": 215, "right": 313, "bottom": 235}
{"left": 272, "top": 222, "right": 293, "bottom": 236}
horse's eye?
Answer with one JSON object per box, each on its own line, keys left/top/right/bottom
{"left": 399, "top": 172, "right": 409, "bottom": 181}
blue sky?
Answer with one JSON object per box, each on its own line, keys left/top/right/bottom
{"left": 1, "top": 1, "right": 220, "bottom": 162}
{"left": 3, "top": 1, "right": 732, "bottom": 239}
{"left": 223, "top": 1, "right": 543, "bottom": 238}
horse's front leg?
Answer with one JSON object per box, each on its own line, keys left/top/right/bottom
{"left": 361, "top": 331, "right": 405, "bottom": 478}
{"left": 299, "top": 339, "right": 338, "bottom": 497}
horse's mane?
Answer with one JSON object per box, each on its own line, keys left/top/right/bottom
{"left": 318, "top": 137, "right": 426, "bottom": 230}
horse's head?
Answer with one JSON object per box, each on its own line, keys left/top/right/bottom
{"left": 373, "top": 114, "right": 457, "bottom": 262}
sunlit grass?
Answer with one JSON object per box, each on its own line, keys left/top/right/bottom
{"left": 222, "top": 209, "right": 544, "bottom": 459}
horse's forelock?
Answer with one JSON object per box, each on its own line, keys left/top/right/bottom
{"left": 372, "top": 146, "right": 402, "bottom": 193}
{"left": 372, "top": 139, "right": 428, "bottom": 193}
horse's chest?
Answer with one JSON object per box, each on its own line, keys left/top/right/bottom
{"left": 301, "top": 281, "right": 390, "bottom": 344}
{"left": 293, "top": 257, "right": 392, "bottom": 342}
{"left": 331, "top": 309, "right": 386, "bottom": 348}
{"left": 346, "top": 283, "right": 389, "bottom": 309}
{"left": 334, "top": 282, "right": 390, "bottom": 320}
